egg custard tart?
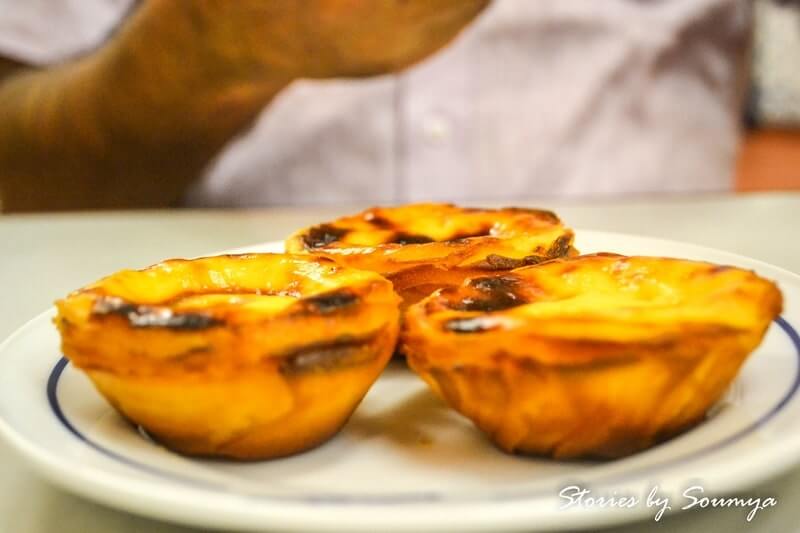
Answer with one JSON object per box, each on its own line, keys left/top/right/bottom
{"left": 402, "top": 254, "right": 783, "bottom": 459}
{"left": 55, "top": 254, "right": 400, "bottom": 460}
{"left": 286, "top": 203, "right": 575, "bottom": 307}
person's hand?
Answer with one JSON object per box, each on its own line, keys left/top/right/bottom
{"left": 143, "top": 0, "right": 490, "bottom": 82}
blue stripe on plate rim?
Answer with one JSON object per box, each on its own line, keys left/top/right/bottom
{"left": 46, "top": 317, "right": 800, "bottom": 505}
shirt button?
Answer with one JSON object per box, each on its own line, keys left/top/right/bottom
{"left": 421, "top": 115, "right": 452, "bottom": 144}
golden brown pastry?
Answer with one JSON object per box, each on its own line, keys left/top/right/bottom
{"left": 55, "top": 254, "right": 400, "bottom": 460}
{"left": 286, "top": 203, "right": 575, "bottom": 307}
{"left": 402, "top": 253, "right": 783, "bottom": 459}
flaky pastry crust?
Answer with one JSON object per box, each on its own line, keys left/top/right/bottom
{"left": 286, "top": 203, "right": 575, "bottom": 307}
{"left": 55, "top": 254, "right": 400, "bottom": 459}
{"left": 402, "top": 253, "right": 783, "bottom": 459}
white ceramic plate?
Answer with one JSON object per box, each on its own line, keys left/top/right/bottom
{"left": 1, "top": 231, "right": 799, "bottom": 532}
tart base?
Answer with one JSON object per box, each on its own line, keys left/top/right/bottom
{"left": 85, "top": 325, "right": 397, "bottom": 460}
{"left": 406, "top": 323, "right": 770, "bottom": 459}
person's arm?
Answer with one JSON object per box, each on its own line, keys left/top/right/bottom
{"left": 0, "top": 2, "right": 289, "bottom": 211}
{"left": 0, "top": 0, "right": 489, "bottom": 212}
{"left": 0, "top": 56, "right": 25, "bottom": 81}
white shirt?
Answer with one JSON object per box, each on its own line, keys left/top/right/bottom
{"left": 0, "top": 0, "right": 751, "bottom": 207}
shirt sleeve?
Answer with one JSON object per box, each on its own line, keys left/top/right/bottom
{"left": 0, "top": 0, "right": 135, "bottom": 65}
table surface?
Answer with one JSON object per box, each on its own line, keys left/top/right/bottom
{"left": 1, "top": 191, "right": 798, "bottom": 533}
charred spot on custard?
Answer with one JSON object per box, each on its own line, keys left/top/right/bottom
{"left": 279, "top": 335, "right": 378, "bottom": 375}
{"left": 709, "top": 265, "right": 733, "bottom": 275}
{"left": 454, "top": 296, "right": 521, "bottom": 312}
{"left": 471, "top": 275, "right": 520, "bottom": 292}
{"left": 92, "top": 296, "right": 221, "bottom": 330}
{"left": 389, "top": 226, "right": 494, "bottom": 246}
{"left": 477, "top": 254, "right": 544, "bottom": 270}
{"left": 303, "top": 224, "right": 349, "bottom": 249}
{"left": 474, "top": 233, "right": 571, "bottom": 270}
{"left": 547, "top": 234, "right": 573, "bottom": 258}
{"left": 300, "top": 290, "right": 359, "bottom": 314}
{"left": 363, "top": 212, "right": 394, "bottom": 229}
{"left": 443, "top": 317, "right": 499, "bottom": 334}
{"left": 451, "top": 276, "right": 525, "bottom": 312}
{"left": 390, "top": 232, "right": 435, "bottom": 245}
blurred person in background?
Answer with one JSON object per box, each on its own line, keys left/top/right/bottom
{"left": 0, "top": 0, "right": 755, "bottom": 212}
